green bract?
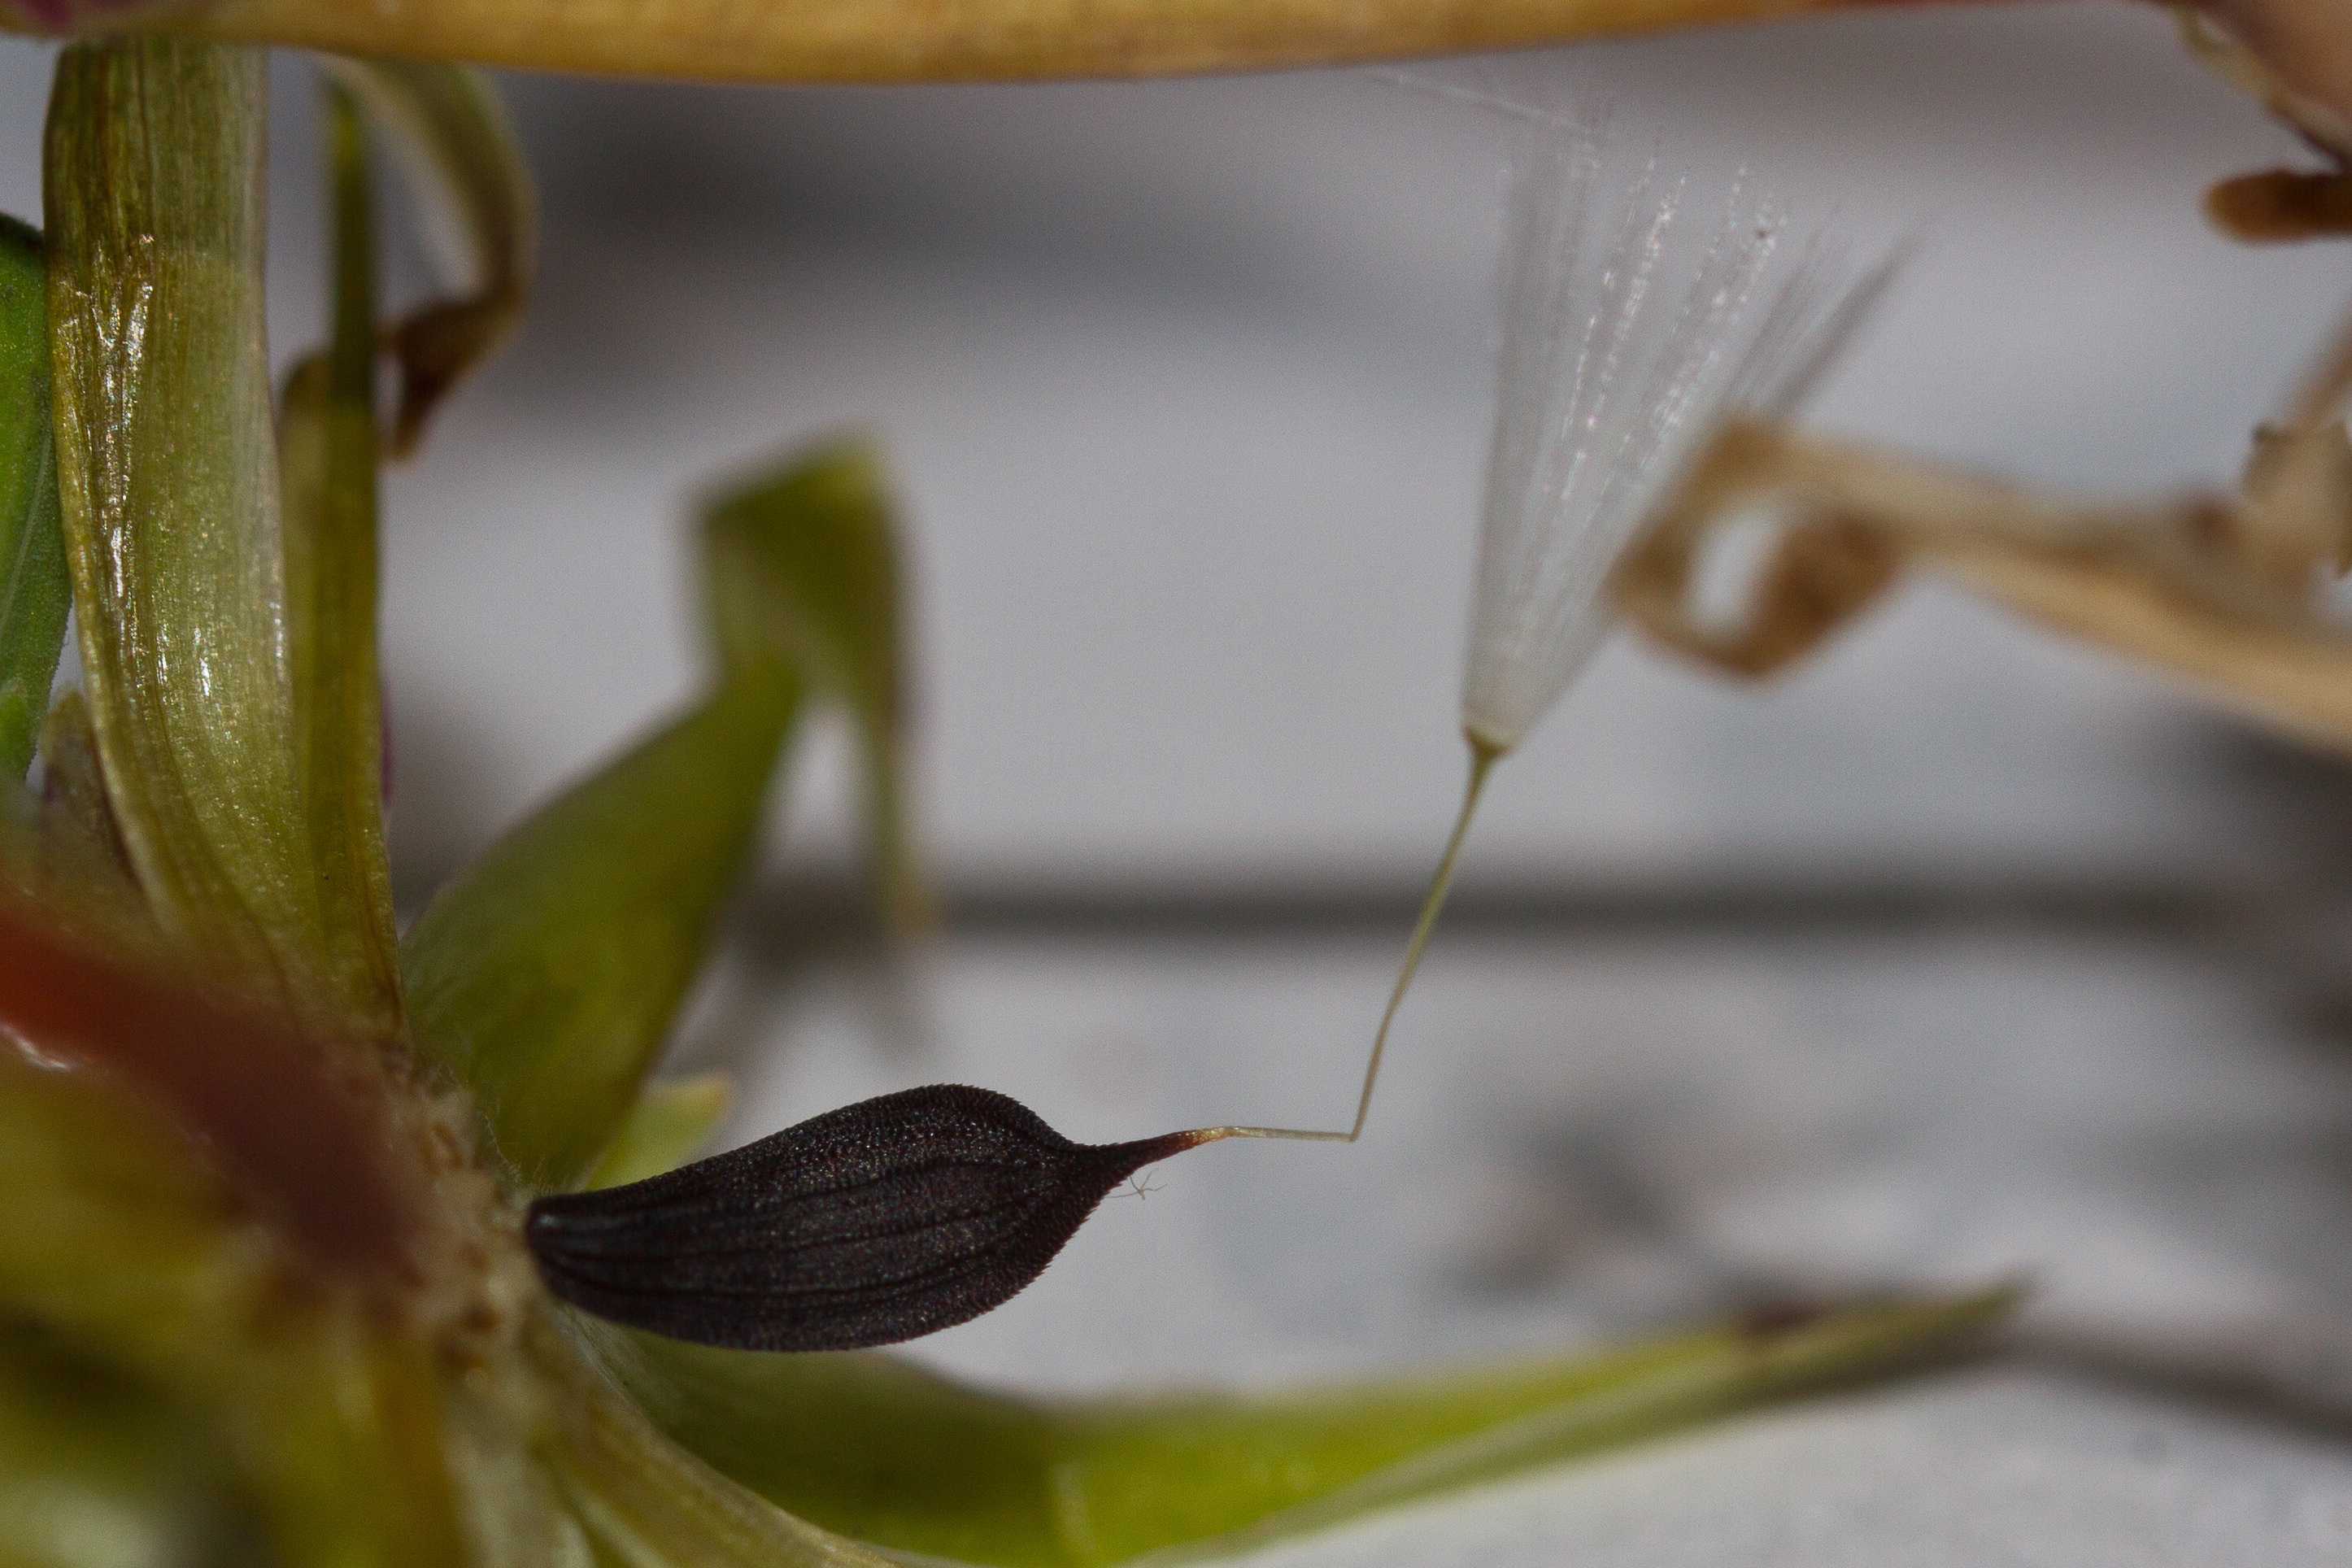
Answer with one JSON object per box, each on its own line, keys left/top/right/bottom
{"left": 404, "top": 668, "right": 799, "bottom": 1192}
{"left": 46, "top": 43, "right": 322, "bottom": 1008}
{"left": 609, "top": 1290, "right": 2014, "bottom": 1567}
{"left": 0, "top": 35, "right": 2014, "bottom": 1568}
{"left": 0, "top": 216, "right": 68, "bottom": 782}
{"left": 317, "top": 57, "right": 534, "bottom": 456}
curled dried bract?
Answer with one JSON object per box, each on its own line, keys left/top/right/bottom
{"left": 1612, "top": 378, "right": 2352, "bottom": 749}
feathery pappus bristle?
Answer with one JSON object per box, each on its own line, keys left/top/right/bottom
{"left": 1288, "top": 77, "right": 1908, "bottom": 1150}
{"left": 1460, "top": 103, "right": 1901, "bottom": 757}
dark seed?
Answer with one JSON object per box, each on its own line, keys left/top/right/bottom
{"left": 525, "top": 1083, "right": 1206, "bottom": 1352}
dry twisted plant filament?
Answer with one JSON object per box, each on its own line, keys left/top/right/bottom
{"left": 2181, "top": 4, "right": 2352, "bottom": 244}
{"left": 1605, "top": 10, "right": 2352, "bottom": 751}
{"left": 1611, "top": 315, "right": 2352, "bottom": 751}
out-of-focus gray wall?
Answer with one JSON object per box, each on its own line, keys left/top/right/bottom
{"left": 2, "top": 5, "right": 2343, "bottom": 905}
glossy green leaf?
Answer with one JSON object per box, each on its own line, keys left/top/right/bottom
{"left": 0, "top": 216, "right": 69, "bottom": 782}
{"left": 279, "top": 83, "right": 403, "bottom": 1038}
{"left": 703, "top": 439, "right": 928, "bottom": 930}
{"left": 586, "top": 1074, "right": 734, "bottom": 1190}
{"left": 609, "top": 1288, "right": 2015, "bottom": 1567}
{"left": 319, "top": 57, "right": 534, "bottom": 457}
{"left": 402, "top": 669, "right": 797, "bottom": 1192}
{"left": 43, "top": 41, "right": 323, "bottom": 1006}
{"left": 535, "top": 1320, "right": 894, "bottom": 1568}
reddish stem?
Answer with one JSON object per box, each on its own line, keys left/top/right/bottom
{"left": 0, "top": 888, "right": 423, "bottom": 1284}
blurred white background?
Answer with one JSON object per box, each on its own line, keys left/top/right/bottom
{"left": 6, "top": 6, "right": 2346, "bottom": 896}
{"left": 399, "top": 7, "right": 2348, "bottom": 899}
{"left": 11, "top": 5, "right": 2352, "bottom": 1561}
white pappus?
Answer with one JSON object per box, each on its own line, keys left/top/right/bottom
{"left": 1270, "top": 85, "right": 1906, "bottom": 1147}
